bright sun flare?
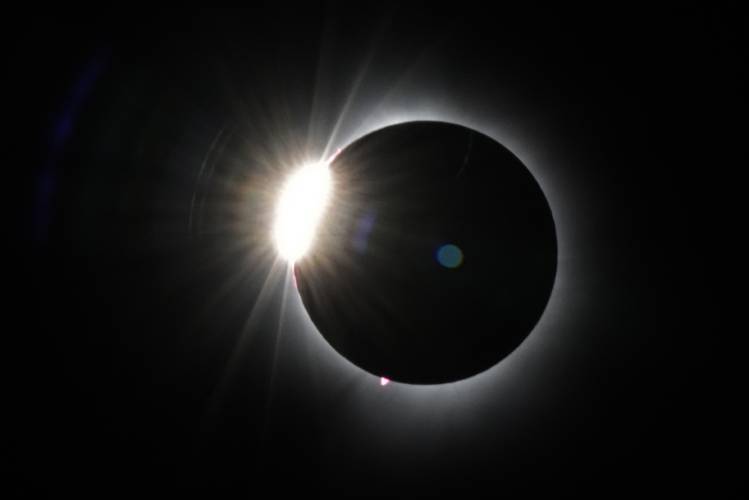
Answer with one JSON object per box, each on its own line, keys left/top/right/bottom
{"left": 273, "top": 161, "right": 332, "bottom": 262}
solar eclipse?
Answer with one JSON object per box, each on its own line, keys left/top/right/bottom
{"left": 282, "top": 121, "right": 557, "bottom": 384}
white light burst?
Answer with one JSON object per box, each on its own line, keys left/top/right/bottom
{"left": 273, "top": 161, "right": 332, "bottom": 262}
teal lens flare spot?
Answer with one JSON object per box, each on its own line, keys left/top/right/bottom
{"left": 436, "top": 244, "right": 463, "bottom": 269}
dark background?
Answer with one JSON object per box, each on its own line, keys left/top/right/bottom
{"left": 9, "top": 5, "right": 741, "bottom": 496}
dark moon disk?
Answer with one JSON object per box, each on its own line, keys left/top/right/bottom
{"left": 294, "top": 121, "right": 557, "bottom": 384}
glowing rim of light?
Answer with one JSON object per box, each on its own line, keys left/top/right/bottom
{"left": 296, "top": 109, "right": 571, "bottom": 390}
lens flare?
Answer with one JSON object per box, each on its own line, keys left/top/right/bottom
{"left": 436, "top": 244, "right": 464, "bottom": 269}
{"left": 273, "top": 161, "right": 332, "bottom": 262}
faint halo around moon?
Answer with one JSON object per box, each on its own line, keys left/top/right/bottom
{"left": 294, "top": 121, "right": 557, "bottom": 384}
